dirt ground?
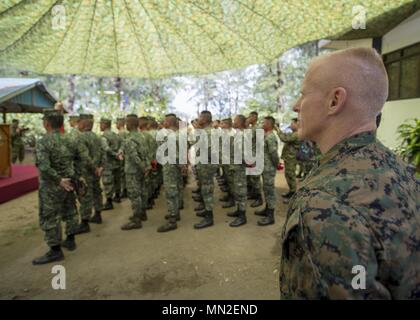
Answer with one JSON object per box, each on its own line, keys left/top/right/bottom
{"left": 0, "top": 172, "right": 290, "bottom": 300}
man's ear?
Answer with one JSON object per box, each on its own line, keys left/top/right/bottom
{"left": 327, "top": 87, "right": 347, "bottom": 115}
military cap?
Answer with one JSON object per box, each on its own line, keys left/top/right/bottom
{"left": 79, "top": 113, "right": 94, "bottom": 120}
{"left": 126, "top": 114, "right": 138, "bottom": 119}
{"left": 42, "top": 109, "right": 62, "bottom": 119}
{"left": 69, "top": 115, "right": 79, "bottom": 120}
{"left": 100, "top": 117, "right": 112, "bottom": 125}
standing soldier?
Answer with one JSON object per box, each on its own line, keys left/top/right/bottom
{"left": 226, "top": 115, "right": 248, "bottom": 227}
{"left": 280, "top": 47, "right": 420, "bottom": 299}
{"left": 68, "top": 115, "right": 80, "bottom": 142}
{"left": 11, "top": 119, "right": 27, "bottom": 163}
{"left": 147, "top": 118, "right": 162, "bottom": 201}
{"left": 120, "top": 114, "right": 148, "bottom": 230}
{"left": 32, "top": 110, "right": 79, "bottom": 265}
{"left": 116, "top": 117, "right": 128, "bottom": 199}
{"left": 193, "top": 111, "right": 217, "bottom": 229}
{"left": 139, "top": 116, "right": 155, "bottom": 212}
{"left": 100, "top": 118, "right": 122, "bottom": 211}
{"left": 278, "top": 118, "right": 300, "bottom": 203}
{"left": 246, "top": 112, "right": 263, "bottom": 207}
{"left": 157, "top": 114, "right": 187, "bottom": 232}
{"left": 254, "top": 116, "right": 279, "bottom": 226}
{"left": 218, "top": 118, "right": 235, "bottom": 209}
{"left": 74, "top": 114, "right": 103, "bottom": 233}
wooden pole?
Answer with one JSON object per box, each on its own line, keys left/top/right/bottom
{"left": 2, "top": 112, "right": 6, "bottom": 124}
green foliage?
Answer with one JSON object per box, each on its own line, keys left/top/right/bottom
{"left": 397, "top": 119, "right": 420, "bottom": 175}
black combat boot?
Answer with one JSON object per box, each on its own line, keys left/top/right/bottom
{"left": 227, "top": 208, "right": 239, "bottom": 217}
{"left": 254, "top": 206, "right": 268, "bottom": 216}
{"left": 102, "top": 198, "right": 114, "bottom": 211}
{"left": 258, "top": 208, "right": 275, "bottom": 226}
{"left": 194, "top": 202, "right": 205, "bottom": 212}
{"left": 194, "top": 211, "right": 214, "bottom": 229}
{"left": 121, "top": 219, "right": 142, "bottom": 230}
{"left": 140, "top": 210, "right": 148, "bottom": 221}
{"left": 158, "top": 214, "right": 178, "bottom": 233}
{"left": 89, "top": 211, "right": 102, "bottom": 224}
{"left": 61, "top": 234, "right": 76, "bottom": 251}
{"left": 219, "top": 194, "right": 230, "bottom": 202}
{"left": 192, "top": 195, "right": 203, "bottom": 203}
{"left": 32, "top": 246, "right": 64, "bottom": 265}
{"left": 229, "top": 210, "right": 247, "bottom": 227}
{"left": 113, "top": 193, "right": 122, "bottom": 203}
{"left": 222, "top": 197, "right": 235, "bottom": 209}
{"left": 196, "top": 210, "right": 206, "bottom": 217}
{"left": 250, "top": 194, "right": 263, "bottom": 207}
{"left": 74, "top": 220, "right": 90, "bottom": 234}
{"left": 165, "top": 213, "right": 181, "bottom": 221}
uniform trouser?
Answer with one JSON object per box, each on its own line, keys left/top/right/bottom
{"left": 223, "top": 164, "right": 234, "bottom": 194}
{"left": 102, "top": 167, "right": 121, "bottom": 199}
{"left": 197, "top": 163, "right": 217, "bottom": 211}
{"left": 79, "top": 173, "right": 94, "bottom": 221}
{"left": 232, "top": 165, "right": 247, "bottom": 211}
{"left": 39, "top": 183, "right": 78, "bottom": 247}
{"left": 120, "top": 163, "right": 126, "bottom": 192}
{"left": 284, "top": 158, "right": 297, "bottom": 193}
{"left": 248, "top": 175, "right": 262, "bottom": 196}
{"left": 12, "top": 145, "right": 25, "bottom": 163}
{"left": 163, "top": 164, "right": 182, "bottom": 222}
{"left": 126, "top": 173, "right": 144, "bottom": 222}
{"left": 92, "top": 175, "right": 103, "bottom": 212}
{"left": 262, "top": 167, "right": 276, "bottom": 209}
{"left": 143, "top": 175, "right": 150, "bottom": 206}
{"left": 177, "top": 169, "right": 184, "bottom": 207}
{"left": 194, "top": 165, "right": 201, "bottom": 189}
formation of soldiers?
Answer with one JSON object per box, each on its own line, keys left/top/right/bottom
{"left": 32, "top": 107, "right": 314, "bottom": 265}
{"left": 30, "top": 47, "right": 420, "bottom": 300}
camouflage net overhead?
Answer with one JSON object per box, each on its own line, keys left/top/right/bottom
{"left": 0, "top": 0, "right": 418, "bottom": 79}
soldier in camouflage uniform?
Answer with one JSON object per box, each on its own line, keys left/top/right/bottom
{"left": 246, "top": 112, "right": 263, "bottom": 208}
{"left": 32, "top": 110, "right": 79, "bottom": 265}
{"left": 116, "top": 117, "right": 128, "bottom": 199}
{"left": 218, "top": 118, "right": 236, "bottom": 209}
{"left": 280, "top": 47, "right": 420, "bottom": 299}
{"left": 193, "top": 111, "right": 217, "bottom": 229}
{"left": 139, "top": 117, "right": 155, "bottom": 213}
{"left": 157, "top": 114, "right": 187, "bottom": 232}
{"left": 147, "top": 117, "right": 163, "bottom": 201}
{"left": 226, "top": 115, "right": 248, "bottom": 227}
{"left": 120, "top": 115, "right": 148, "bottom": 230}
{"left": 278, "top": 119, "right": 300, "bottom": 203}
{"left": 100, "top": 118, "right": 122, "bottom": 211}
{"left": 254, "top": 116, "right": 279, "bottom": 226}
{"left": 74, "top": 114, "right": 104, "bottom": 233}
{"left": 68, "top": 115, "right": 80, "bottom": 140}
{"left": 11, "top": 119, "right": 26, "bottom": 163}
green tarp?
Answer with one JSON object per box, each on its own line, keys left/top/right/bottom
{"left": 0, "top": 0, "right": 418, "bottom": 79}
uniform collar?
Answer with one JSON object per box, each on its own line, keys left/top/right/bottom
{"left": 320, "top": 131, "right": 376, "bottom": 165}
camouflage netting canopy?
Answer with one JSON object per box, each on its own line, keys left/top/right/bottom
{"left": 0, "top": 0, "right": 419, "bottom": 79}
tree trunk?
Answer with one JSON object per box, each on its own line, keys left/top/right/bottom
{"left": 67, "top": 74, "right": 76, "bottom": 112}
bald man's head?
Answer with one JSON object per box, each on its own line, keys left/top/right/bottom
{"left": 294, "top": 47, "right": 388, "bottom": 147}
{"left": 308, "top": 48, "right": 388, "bottom": 116}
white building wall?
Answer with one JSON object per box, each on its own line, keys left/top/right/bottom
{"left": 377, "top": 10, "right": 420, "bottom": 149}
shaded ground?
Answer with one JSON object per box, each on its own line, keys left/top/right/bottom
{"left": 0, "top": 172, "right": 290, "bottom": 300}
